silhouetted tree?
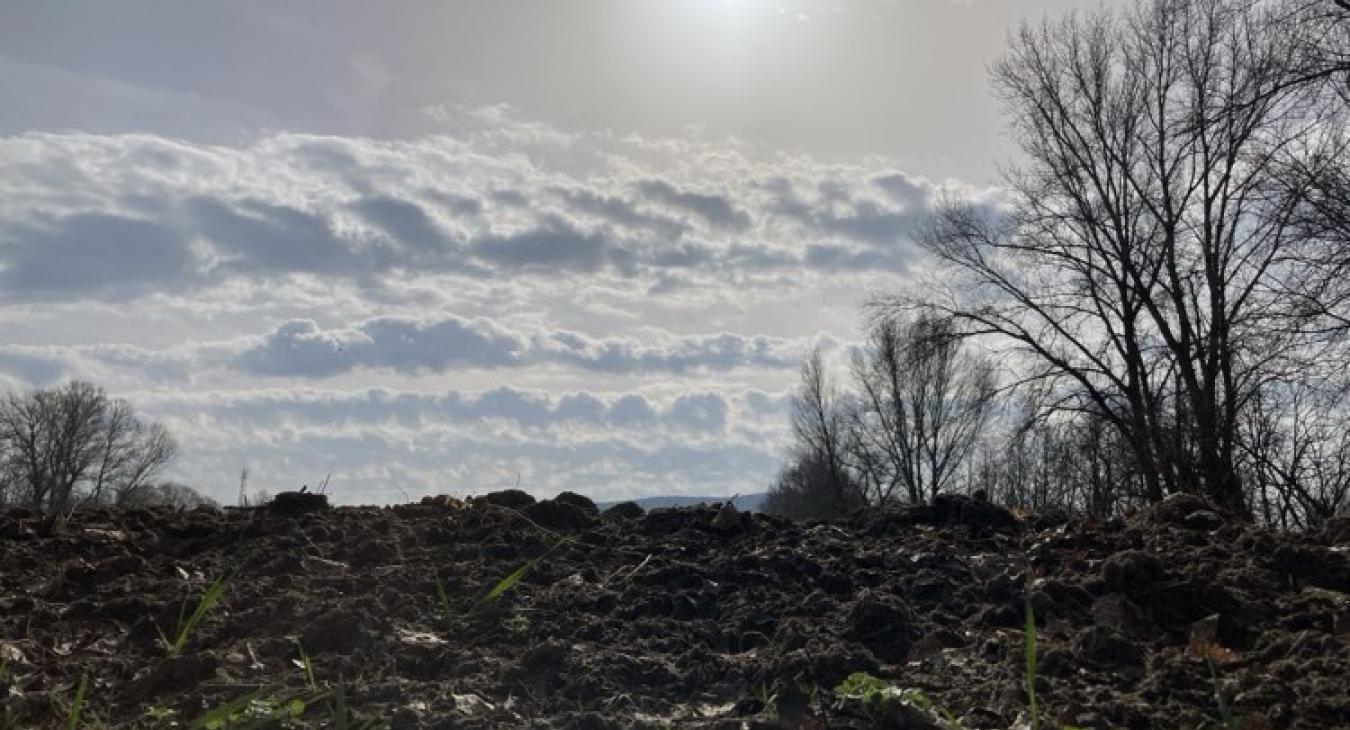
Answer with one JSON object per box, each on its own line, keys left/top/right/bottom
{"left": 0, "top": 381, "right": 177, "bottom": 511}
{"left": 782, "top": 348, "right": 864, "bottom": 515}
{"left": 848, "top": 313, "right": 997, "bottom": 504}
{"left": 762, "top": 449, "right": 866, "bottom": 521}
{"left": 1238, "top": 376, "right": 1350, "bottom": 528}
{"left": 768, "top": 319, "right": 996, "bottom": 520}
{"left": 900, "top": 0, "right": 1350, "bottom": 516}
{"left": 118, "top": 481, "right": 219, "bottom": 510}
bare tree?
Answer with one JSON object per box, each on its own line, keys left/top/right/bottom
{"left": 119, "top": 481, "right": 219, "bottom": 510}
{"left": 0, "top": 381, "right": 178, "bottom": 511}
{"left": 849, "top": 314, "right": 997, "bottom": 504}
{"left": 86, "top": 399, "right": 177, "bottom": 505}
{"left": 968, "top": 400, "right": 1147, "bottom": 519}
{"left": 762, "top": 449, "right": 865, "bottom": 521}
{"left": 783, "top": 348, "right": 864, "bottom": 515}
{"left": 1285, "top": 1, "right": 1350, "bottom": 99}
{"left": 1239, "top": 376, "right": 1350, "bottom": 528}
{"left": 904, "top": 0, "right": 1349, "bottom": 516}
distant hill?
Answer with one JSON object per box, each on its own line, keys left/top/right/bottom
{"left": 597, "top": 492, "right": 768, "bottom": 513}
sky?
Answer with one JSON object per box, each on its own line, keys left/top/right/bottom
{"left": 0, "top": 0, "right": 1121, "bottom": 505}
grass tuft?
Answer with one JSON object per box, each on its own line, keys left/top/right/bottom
{"left": 188, "top": 687, "right": 312, "bottom": 730}
{"left": 480, "top": 559, "right": 537, "bottom": 604}
{"left": 434, "top": 577, "right": 453, "bottom": 621}
{"left": 476, "top": 537, "right": 568, "bottom": 608}
{"left": 158, "top": 574, "right": 228, "bottom": 655}
{"left": 832, "top": 671, "right": 960, "bottom": 726}
{"left": 295, "top": 639, "right": 318, "bottom": 692}
{"left": 65, "top": 674, "right": 87, "bottom": 730}
{"left": 1206, "top": 657, "right": 1239, "bottom": 730}
{"left": 332, "top": 684, "right": 349, "bottom": 730}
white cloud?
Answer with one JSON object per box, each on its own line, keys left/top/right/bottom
{"left": 130, "top": 385, "right": 791, "bottom": 504}
{"left": 0, "top": 313, "right": 819, "bottom": 383}
{"left": 0, "top": 105, "right": 998, "bottom": 502}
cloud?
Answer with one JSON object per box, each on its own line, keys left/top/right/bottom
{"left": 555, "top": 186, "right": 687, "bottom": 240}
{"left": 0, "top": 106, "right": 999, "bottom": 503}
{"left": 0, "top": 118, "right": 999, "bottom": 304}
{"left": 187, "top": 197, "right": 373, "bottom": 276}
{"left": 350, "top": 195, "right": 454, "bottom": 252}
{"left": 469, "top": 215, "right": 610, "bottom": 273}
{"left": 872, "top": 172, "right": 932, "bottom": 208}
{"left": 0, "top": 313, "right": 823, "bottom": 388}
{"left": 234, "top": 316, "right": 525, "bottom": 377}
{"left": 0, "top": 348, "right": 67, "bottom": 386}
{"left": 0, "top": 212, "right": 199, "bottom": 299}
{"left": 232, "top": 314, "right": 808, "bottom": 378}
{"left": 134, "top": 385, "right": 790, "bottom": 503}
{"left": 635, "top": 179, "right": 752, "bottom": 232}
{"left": 667, "top": 391, "right": 729, "bottom": 432}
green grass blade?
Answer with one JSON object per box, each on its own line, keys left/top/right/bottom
{"left": 65, "top": 674, "right": 86, "bottom": 730}
{"left": 434, "top": 579, "right": 452, "bottom": 619}
{"left": 334, "top": 683, "right": 349, "bottom": 730}
{"left": 1207, "top": 657, "right": 1239, "bottom": 730}
{"left": 479, "top": 559, "right": 536, "bottom": 604}
{"left": 477, "top": 538, "right": 568, "bottom": 607}
{"left": 172, "top": 575, "right": 228, "bottom": 654}
{"left": 295, "top": 640, "right": 317, "bottom": 691}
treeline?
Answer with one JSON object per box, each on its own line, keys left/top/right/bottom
{"left": 0, "top": 381, "right": 215, "bottom": 511}
{"left": 768, "top": 0, "right": 1350, "bottom": 530}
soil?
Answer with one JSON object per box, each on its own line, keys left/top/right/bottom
{"left": 1, "top": 492, "right": 1347, "bottom": 729}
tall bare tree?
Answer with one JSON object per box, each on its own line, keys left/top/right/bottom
{"left": 904, "top": 0, "right": 1350, "bottom": 515}
{"left": 1239, "top": 376, "right": 1350, "bottom": 527}
{"left": 849, "top": 314, "right": 997, "bottom": 504}
{"left": 784, "top": 348, "right": 863, "bottom": 515}
{"left": 0, "top": 381, "right": 177, "bottom": 510}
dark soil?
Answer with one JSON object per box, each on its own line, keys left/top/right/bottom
{"left": 1, "top": 494, "right": 1347, "bottom": 729}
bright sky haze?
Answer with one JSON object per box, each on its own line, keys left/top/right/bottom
{"left": 0, "top": 0, "right": 1120, "bottom": 504}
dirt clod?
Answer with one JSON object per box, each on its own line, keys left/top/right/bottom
{"left": 1, "top": 499, "right": 1347, "bottom": 728}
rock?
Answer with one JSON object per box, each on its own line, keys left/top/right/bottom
{"left": 390, "top": 706, "right": 423, "bottom": 730}
{"left": 1101, "top": 550, "right": 1166, "bottom": 594}
{"left": 930, "top": 493, "right": 1021, "bottom": 534}
{"left": 1090, "top": 594, "right": 1151, "bottom": 638}
{"left": 519, "top": 638, "right": 570, "bottom": 677}
{"left": 847, "top": 591, "right": 914, "bottom": 661}
{"left": 524, "top": 499, "right": 594, "bottom": 532}
{"left": 911, "top": 628, "right": 964, "bottom": 658}
{"left": 479, "top": 489, "right": 536, "bottom": 510}
{"left": 99, "top": 595, "right": 154, "bottom": 623}
{"left": 554, "top": 491, "right": 598, "bottom": 514}
{"left": 1038, "top": 647, "right": 1074, "bottom": 677}
{"left": 1073, "top": 625, "right": 1143, "bottom": 668}
{"left": 129, "top": 654, "right": 219, "bottom": 699}
{"left": 301, "top": 608, "right": 373, "bottom": 654}
{"left": 421, "top": 494, "right": 467, "bottom": 509}
{"left": 973, "top": 603, "right": 1022, "bottom": 629}
{"left": 602, "top": 501, "right": 644, "bottom": 520}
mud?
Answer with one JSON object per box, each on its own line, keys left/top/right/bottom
{"left": 1, "top": 493, "right": 1347, "bottom": 728}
